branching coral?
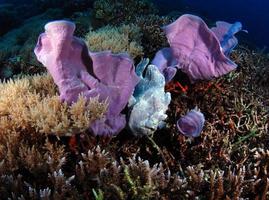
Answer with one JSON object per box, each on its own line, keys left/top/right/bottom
{"left": 85, "top": 24, "right": 144, "bottom": 59}
{"left": 0, "top": 73, "right": 107, "bottom": 136}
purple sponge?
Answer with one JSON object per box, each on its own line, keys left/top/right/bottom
{"left": 34, "top": 20, "right": 139, "bottom": 136}
{"left": 152, "top": 14, "right": 238, "bottom": 83}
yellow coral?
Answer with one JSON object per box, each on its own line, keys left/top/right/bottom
{"left": 85, "top": 24, "right": 144, "bottom": 59}
{"left": 0, "top": 73, "right": 107, "bottom": 137}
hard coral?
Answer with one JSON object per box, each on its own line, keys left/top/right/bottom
{"left": 0, "top": 73, "right": 106, "bottom": 137}
{"left": 0, "top": 44, "right": 268, "bottom": 199}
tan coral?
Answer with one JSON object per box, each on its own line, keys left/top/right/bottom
{"left": 85, "top": 24, "right": 144, "bottom": 59}
{"left": 0, "top": 73, "right": 107, "bottom": 137}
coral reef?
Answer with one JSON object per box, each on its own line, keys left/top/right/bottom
{"left": 85, "top": 24, "right": 143, "bottom": 59}
{"left": 134, "top": 14, "right": 172, "bottom": 58}
{"left": 71, "top": 12, "right": 93, "bottom": 37}
{"left": 253, "top": 51, "right": 269, "bottom": 88}
{"left": 0, "top": 44, "right": 268, "bottom": 199}
{"left": 0, "top": 1, "right": 269, "bottom": 198}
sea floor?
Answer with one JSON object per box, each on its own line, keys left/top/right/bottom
{"left": 0, "top": 45, "right": 268, "bottom": 199}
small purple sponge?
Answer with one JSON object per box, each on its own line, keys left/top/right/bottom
{"left": 177, "top": 108, "right": 205, "bottom": 137}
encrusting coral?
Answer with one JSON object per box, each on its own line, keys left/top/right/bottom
{"left": 85, "top": 24, "right": 144, "bottom": 59}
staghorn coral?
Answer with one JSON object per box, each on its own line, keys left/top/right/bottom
{"left": 0, "top": 135, "right": 77, "bottom": 199}
{"left": 85, "top": 24, "right": 144, "bottom": 59}
{"left": 253, "top": 51, "right": 269, "bottom": 88}
{"left": 0, "top": 73, "right": 107, "bottom": 137}
{"left": 230, "top": 46, "right": 269, "bottom": 105}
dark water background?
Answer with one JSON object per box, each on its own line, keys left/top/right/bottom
{"left": 155, "top": 0, "right": 269, "bottom": 51}
{"left": 0, "top": 0, "right": 269, "bottom": 51}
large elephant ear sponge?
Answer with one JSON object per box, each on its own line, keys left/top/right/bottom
{"left": 152, "top": 14, "right": 238, "bottom": 83}
{"left": 34, "top": 20, "right": 139, "bottom": 136}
